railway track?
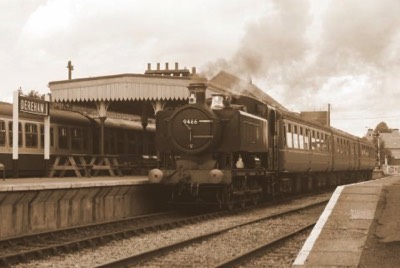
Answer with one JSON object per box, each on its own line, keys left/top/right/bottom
{"left": 7, "top": 192, "right": 331, "bottom": 267}
{"left": 216, "top": 223, "right": 314, "bottom": 267}
{"left": 0, "top": 211, "right": 210, "bottom": 267}
{"left": 95, "top": 200, "right": 326, "bottom": 267}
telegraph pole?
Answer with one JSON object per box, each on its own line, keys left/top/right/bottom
{"left": 67, "top": 60, "right": 74, "bottom": 80}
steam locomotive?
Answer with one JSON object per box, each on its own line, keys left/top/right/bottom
{"left": 149, "top": 83, "right": 375, "bottom": 208}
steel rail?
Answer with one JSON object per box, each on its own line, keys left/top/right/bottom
{"left": 95, "top": 199, "right": 328, "bottom": 268}
{"left": 214, "top": 222, "right": 316, "bottom": 268}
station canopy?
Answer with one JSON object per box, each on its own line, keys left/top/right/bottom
{"left": 49, "top": 73, "right": 197, "bottom": 102}
{"left": 48, "top": 64, "right": 286, "bottom": 117}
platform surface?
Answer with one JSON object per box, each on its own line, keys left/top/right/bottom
{"left": 0, "top": 176, "right": 148, "bottom": 191}
{"left": 293, "top": 176, "right": 400, "bottom": 267}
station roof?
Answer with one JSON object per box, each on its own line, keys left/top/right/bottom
{"left": 49, "top": 73, "right": 197, "bottom": 102}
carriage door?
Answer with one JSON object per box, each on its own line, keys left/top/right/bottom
{"left": 268, "top": 109, "right": 278, "bottom": 171}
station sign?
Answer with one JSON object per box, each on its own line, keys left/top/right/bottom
{"left": 385, "top": 165, "right": 400, "bottom": 175}
{"left": 19, "top": 96, "right": 50, "bottom": 116}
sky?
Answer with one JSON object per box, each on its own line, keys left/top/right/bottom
{"left": 1, "top": 0, "right": 399, "bottom": 137}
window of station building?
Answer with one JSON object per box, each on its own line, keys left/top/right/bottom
{"left": 40, "top": 125, "right": 54, "bottom": 148}
{"left": 58, "top": 126, "right": 69, "bottom": 149}
{"left": 71, "top": 128, "right": 83, "bottom": 150}
{"left": 0, "top": 120, "right": 5, "bottom": 146}
{"left": 25, "top": 123, "right": 38, "bottom": 147}
{"left": 8, "top": 122, "right": 22, "bottom": 147}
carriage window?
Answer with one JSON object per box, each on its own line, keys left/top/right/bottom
{"left": 299, "top": 127, "right": 304, "bottom": 149}
{"left": 336, "top": 138, "right": 340, "bottom": 153}
{"left": 25, "top": 123, "right": 38, "bottom": 147}
{"left": 128, "top": 132, "right": 139, "bottom": 154}
{"left": 0, "top": 120, "right": 5, "bottom": 146}
{"left": 58, "top": 126, "right": 69, "bottom": 149}
{"left": 283, "top": 125, "right": 287, "bottom": 147}
{"left": 293, "top": 125, "right": 299, "bottom": 149}
{"left": 147, "top": 132, "right": 156, "bottom": 155}
{"left": 286, "top": 124, "right": 293, "bottom": 148}
{"left": 321, "top": 133, "right": 326, "bottom": 151}
{"left": 311, "top": 131, "right": 316, "bottom": 150}
{"left": 341, "top": 139, "right": 344, "bottom": 154}
{"left": 8, "top": 122, "right": 22, "bottom": 147}
{"left": 104, "top": 129, "right": 116, "bottom": 154}
{"left": 117, "top": 130, "right": 125, "bottom": 154}
{"left": 304, "top": 129, "right": 309, "bottom": 150}
{"left": 71, "top": 128, "right": 83, "bottom": 150}
{"left": 40, "top": 125, "right": 54, "bottom": 148}
{"left": 324, "top": 134, "right": 329, "bottom": 152}
{"left": 82, "top": 128, "right": 89, "bottom": 151}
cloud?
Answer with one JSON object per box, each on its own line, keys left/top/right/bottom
{"left": 202, "top": 0, "right": 400, "bottom": 136}
{"left": 1, "top": 0, "right": 399, "bottom": 136}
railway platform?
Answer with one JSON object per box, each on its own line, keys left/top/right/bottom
{"left": 0, "top": 176, "right": 168, "bottom": 239}
{"left": 293, "top": 175, "right": 400, "bottom": 267}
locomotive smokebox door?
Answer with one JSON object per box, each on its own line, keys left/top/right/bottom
{"left": 168, "top": 83, "right": 221, "bottom": 154}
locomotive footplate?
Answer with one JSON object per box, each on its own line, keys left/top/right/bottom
{"left": 232, "top": 188, "right": 263, "bottom": 196}
{"left": 232, "top": 169, "right": 261, "bottom": 176}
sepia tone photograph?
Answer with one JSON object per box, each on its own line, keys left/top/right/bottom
{"left": 0, "top": 0, "right": 399, "bottom": 267}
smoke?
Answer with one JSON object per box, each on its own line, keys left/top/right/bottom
{"left": 202, "top": 0, "right": 400, "bottom": 113}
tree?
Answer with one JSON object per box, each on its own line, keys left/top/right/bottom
{"left": 372, "top": 122, "right": 393, "bottom": 167}
{"left": 374, "top": 121, "right": 391, "bottom": 133}
{"left": 18, "top": 89, "right": 46, "bottom": 100}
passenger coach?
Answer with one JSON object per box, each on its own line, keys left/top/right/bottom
{"left": 0, "top": 101, "right": 155, "bottom": 177}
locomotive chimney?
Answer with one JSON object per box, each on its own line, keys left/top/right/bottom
{"left": 187, "top": 83, "right": 207, "bottom": 105}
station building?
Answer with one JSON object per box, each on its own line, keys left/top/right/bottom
{"left": 365, "top": 128, "right": 400, "bottom": 165}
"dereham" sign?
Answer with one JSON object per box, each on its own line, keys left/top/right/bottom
{"left": 19, "top": 96, "right": 50, "bottom": 116}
